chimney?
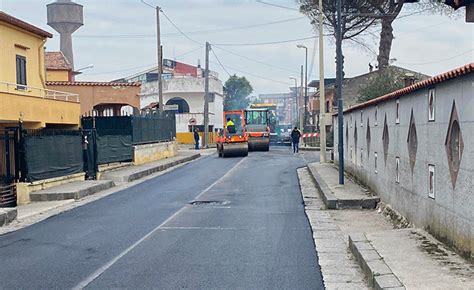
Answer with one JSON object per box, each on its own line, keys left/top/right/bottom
{"left": 197, "top": 59, "right": 201, "bottom": 68}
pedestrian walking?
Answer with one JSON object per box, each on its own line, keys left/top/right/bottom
{"left": 194, "top": 128, "right": 200, "bottom": 150}
{"left": 291, "top": 126, "right": 302, "bottom": 154}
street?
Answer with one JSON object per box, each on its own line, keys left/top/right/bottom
{"left": 0, "top": 147, "right": 323, "bottom": 289}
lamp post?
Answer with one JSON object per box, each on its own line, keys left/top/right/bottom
{"left": 296, "top": 44, "right": 308, "bottom": 132}
{"left": 289, "top": 77, "right": 298, "bottom": 126}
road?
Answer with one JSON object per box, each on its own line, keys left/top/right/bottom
{"left": 0, "top": 147, "right": 323, "bottom": 289}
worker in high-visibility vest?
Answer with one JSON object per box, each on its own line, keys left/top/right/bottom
{"left": 226, "top": 118, "right": 236, "bottom": 134}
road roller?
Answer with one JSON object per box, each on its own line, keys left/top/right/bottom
{"left": 217, "top": 110, "right": 249, "bottom": 158}
{"left": 245, "top": 108, "right": 270, "bottom": 151}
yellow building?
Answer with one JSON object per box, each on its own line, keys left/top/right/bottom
{"left": 0, "top": 12, "right": 80, "bottom": 129}
{"left": 45, "top": 51, "right": 73, "bottom": 82}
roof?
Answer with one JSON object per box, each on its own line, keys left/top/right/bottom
{"left": 343, "top": 63, "right": 474, "bottom": 114}
{"left": 46, "top": 81, "right": 141, "bottom": 87}
{"left": 0, "top": 11, "right": 52, "bottom": 38}
{"left": 45, "top": 51, "right": 72, "bottom": 71}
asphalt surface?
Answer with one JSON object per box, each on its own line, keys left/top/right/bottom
{"left": 0, "top": 147, "right": 323, "bottom": 289}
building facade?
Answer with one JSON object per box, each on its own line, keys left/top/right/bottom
{"left": 334, "top": 63, "right": 473, "bottom": 260}
{"left": 0, "top": 12, "right": 80, "bottom": 130}
{"left": 120, "top": 60, "right": 224, "bottom": 136}
{"left": 46, "top": 81, "right": 141, "bottom": 116}
{"left": 258, "top": 93, "right": 295, "bottom": 126}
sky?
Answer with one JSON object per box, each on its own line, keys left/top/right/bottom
{"left": 1, "top": 0, "right": 473, "bottom": 96}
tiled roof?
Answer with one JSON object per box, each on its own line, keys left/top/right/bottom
{"left": 45, "top": 51, "right": 72, "bottom": 70}
{"left": 46, "top": 81, "right": 141, "bottom": 87}
{"left": 344, "top": 63, "right": 474, "bottom": 114}
{"left": 0, "top": 11, "right": 52, "bottom": 38}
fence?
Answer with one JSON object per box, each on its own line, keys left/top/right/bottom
{"left": 81, "top": 113, "right": 176, "bottom": 165}
{"left": 22, "top": 129, "right": 83, "bottom": 182}
{"left": 0, "top": 184, "right": 16, "bottom": 207}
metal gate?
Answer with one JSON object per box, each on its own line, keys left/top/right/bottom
{"left": 82, "top": 129, "right": 98, "bottom": 180}
{"left": 0, "top": 127, "right": 22, "bottom": 184}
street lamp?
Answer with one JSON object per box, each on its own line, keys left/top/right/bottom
{"left": 296, "top": 44, "right": 308, "bottom": 132}
{"left": 289, "top": 77, "right": 298, "bottom": 126}
{"left": 75, "top": 64, "right": 94, "bottom": 72}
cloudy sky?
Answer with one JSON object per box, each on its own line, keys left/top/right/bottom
{"left": 1, "top": 0, "right": 473, "bottom": 96}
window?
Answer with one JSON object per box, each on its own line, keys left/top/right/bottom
{"left": 395, "top": 157, "right": 400, "bottom": 183}
{"left": 375, "top": 106, "right": 378, "bottom": 126}
{"left": 451, "top": 121, "right": 461, "bottom": 171}
{"left": 326, "top": 100, "right": 330, "bottom": 113}
{"left": 350, "top": 114, "right": 353, "bottom": 127}
{"left": 208, "top": 93, "right": 215, "bottom": 103}
{"left": 360, "top": 149, "right": 364, "bottom": 167}
{"left": 374, "top": 152, "right": 378, "bottom": 174}
{"left": 350, "top": 146, "right": 353, "bottom": 163}
{"left": 395, "top": 99, "right": 400, "bottom": 124}
{"left": 360, "top": 110, "right": 363, "bottom": 127}
{"left": 428, "top": 164, "right": 435, "bottom": 199}
{"left": 16, "top": 55, "right": 27, "bottom": 89}
{"left": 428, "top": 88, "right": 435, "bottom": 121}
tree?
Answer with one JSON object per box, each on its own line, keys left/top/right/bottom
{"left": 298, "top": 0, "right": 379, "bottom": 107}
{"left": 224, "top": 75, "right": 253, "bottom": 111}
{"left": 299, "top": 0, "right": 459, "bottom": 70}
{"left": 357, "top": 66, "right": 424, "bottom": 103}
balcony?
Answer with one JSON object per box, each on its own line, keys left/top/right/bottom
{"left": 0, "top": 81, "right": 79, "bottom": 103}
{"left": 0, "top": 81, "right": 81, "bottom": 128}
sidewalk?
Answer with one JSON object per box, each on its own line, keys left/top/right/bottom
{"left": 0, "top": 150, "right": 203, "bottom": 234}
{"left": 308, "top": 163, "right": 379, "bottom": 209}
{"left": 301, "top": 162, "right": 474, "bottom": 290}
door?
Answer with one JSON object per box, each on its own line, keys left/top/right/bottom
{"left": 83, "top": 129, "right": 98, "bottom": 180}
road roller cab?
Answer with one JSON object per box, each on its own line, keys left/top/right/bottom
{"left": 244, "top": 108, "right": 270, "bottom": 151}
{"left": 217, "top": 110, "right": 249, "bottom": 158}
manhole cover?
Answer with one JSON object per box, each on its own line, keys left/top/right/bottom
{"left": 189, "top": 200, "right": 229, "bottom": 206}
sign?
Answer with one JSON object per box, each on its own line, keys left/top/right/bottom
{"left": 189, "top": 118, "right": 197, "bottom": 125}
{"left": 164, "top": 104, "right": 179, "bottom": 111}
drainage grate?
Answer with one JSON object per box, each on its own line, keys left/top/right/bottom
{"left": 189, "top": 200, "right": 229, "bottom": 206}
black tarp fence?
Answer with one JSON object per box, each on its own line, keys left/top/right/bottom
{"left": 81, "top": 113, "right": 176, "bottom": 165}
{"left": 23, "top": 129, "right": 83, "bottom": 182}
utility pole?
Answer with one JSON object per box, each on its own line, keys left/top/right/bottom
{"left": 156, "top": 5, "right": 163, "bottom": 113}
{"left": 203, "top": 42, "right": 210, "bottom": 148}
{"left": 319, "top": 0, "right": 326, "bottom": 162}
{"left": 300, "top": 65, "right": 304, "bottom": 130}
{"left": 304, "top": 47, "right": 308, "bottom": 132}
{"left": 289, "top": 77, "right": 298, "bottom": 126}
{"left": 336, "top": 0, "right": 344, "bottom": 184}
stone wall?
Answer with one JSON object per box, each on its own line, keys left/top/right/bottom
{"left": 132, "top": 141, "right": 177, "bottom": 165}
{"left": 334, "top": 73, "right": 473, "bottom": 260}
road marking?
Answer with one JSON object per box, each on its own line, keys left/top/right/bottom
{"left": 73, "top": 157, "right": 245, "bottom": 289}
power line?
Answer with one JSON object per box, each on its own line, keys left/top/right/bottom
{"left": 396, "top": 49, "right": 473, "bottom": 65}
{"left": 255, "top": 0, "right": 300, "bottom": 11}
{"left": 210, "top": 48, "right": 232, "bottom": 77}
{"left": 213, "top": 35, "right": 331, "bottom": 46}
{"left": 212, "top": 45, "right": 300, "bottom": 74}
{"left": 209, "top": 60, "right": 292, "bottom": 86}
{"left": 160, "top": 9, "right": 203, "bottom": 45}
{"left": 82, "top": 46, "right": 203, "bottom": 76}
{"left": 67, "top": 16, "right": 306, "bottom": 39}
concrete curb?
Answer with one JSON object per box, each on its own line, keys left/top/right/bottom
{"left": 102, "top": 153, "right": 201, "bottom": 182}
{"left": 30, "top": 181, "right": 115, "bottom": 202}
{"left": 349, "top": 233, "right": 405, "bottom": 290}
{"left": 0, "top": 208, "right": 17, "bottom": 227}
{"left": 307, "top": 165, "right": 338, "bottom": 209}
{"left": 307, "top": 165, "right": 380, "bottom": 210}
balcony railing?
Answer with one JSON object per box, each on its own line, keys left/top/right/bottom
{"left": 0, "top": 81, "right": 80, "bottom": 103}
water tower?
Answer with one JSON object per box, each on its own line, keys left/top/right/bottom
{"left": 47, "top": 0, "right": 83, "bottom": 70}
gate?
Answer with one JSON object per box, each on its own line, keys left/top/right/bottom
{"left": 82, "top": 129, "right": 98, "bottom": 180}
{"left": 0, "top": 127, "right": 22, "bottom": 184}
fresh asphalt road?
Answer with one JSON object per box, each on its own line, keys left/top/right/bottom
{"left": 0, "top": 147, "right": 323, "bottom": 289}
